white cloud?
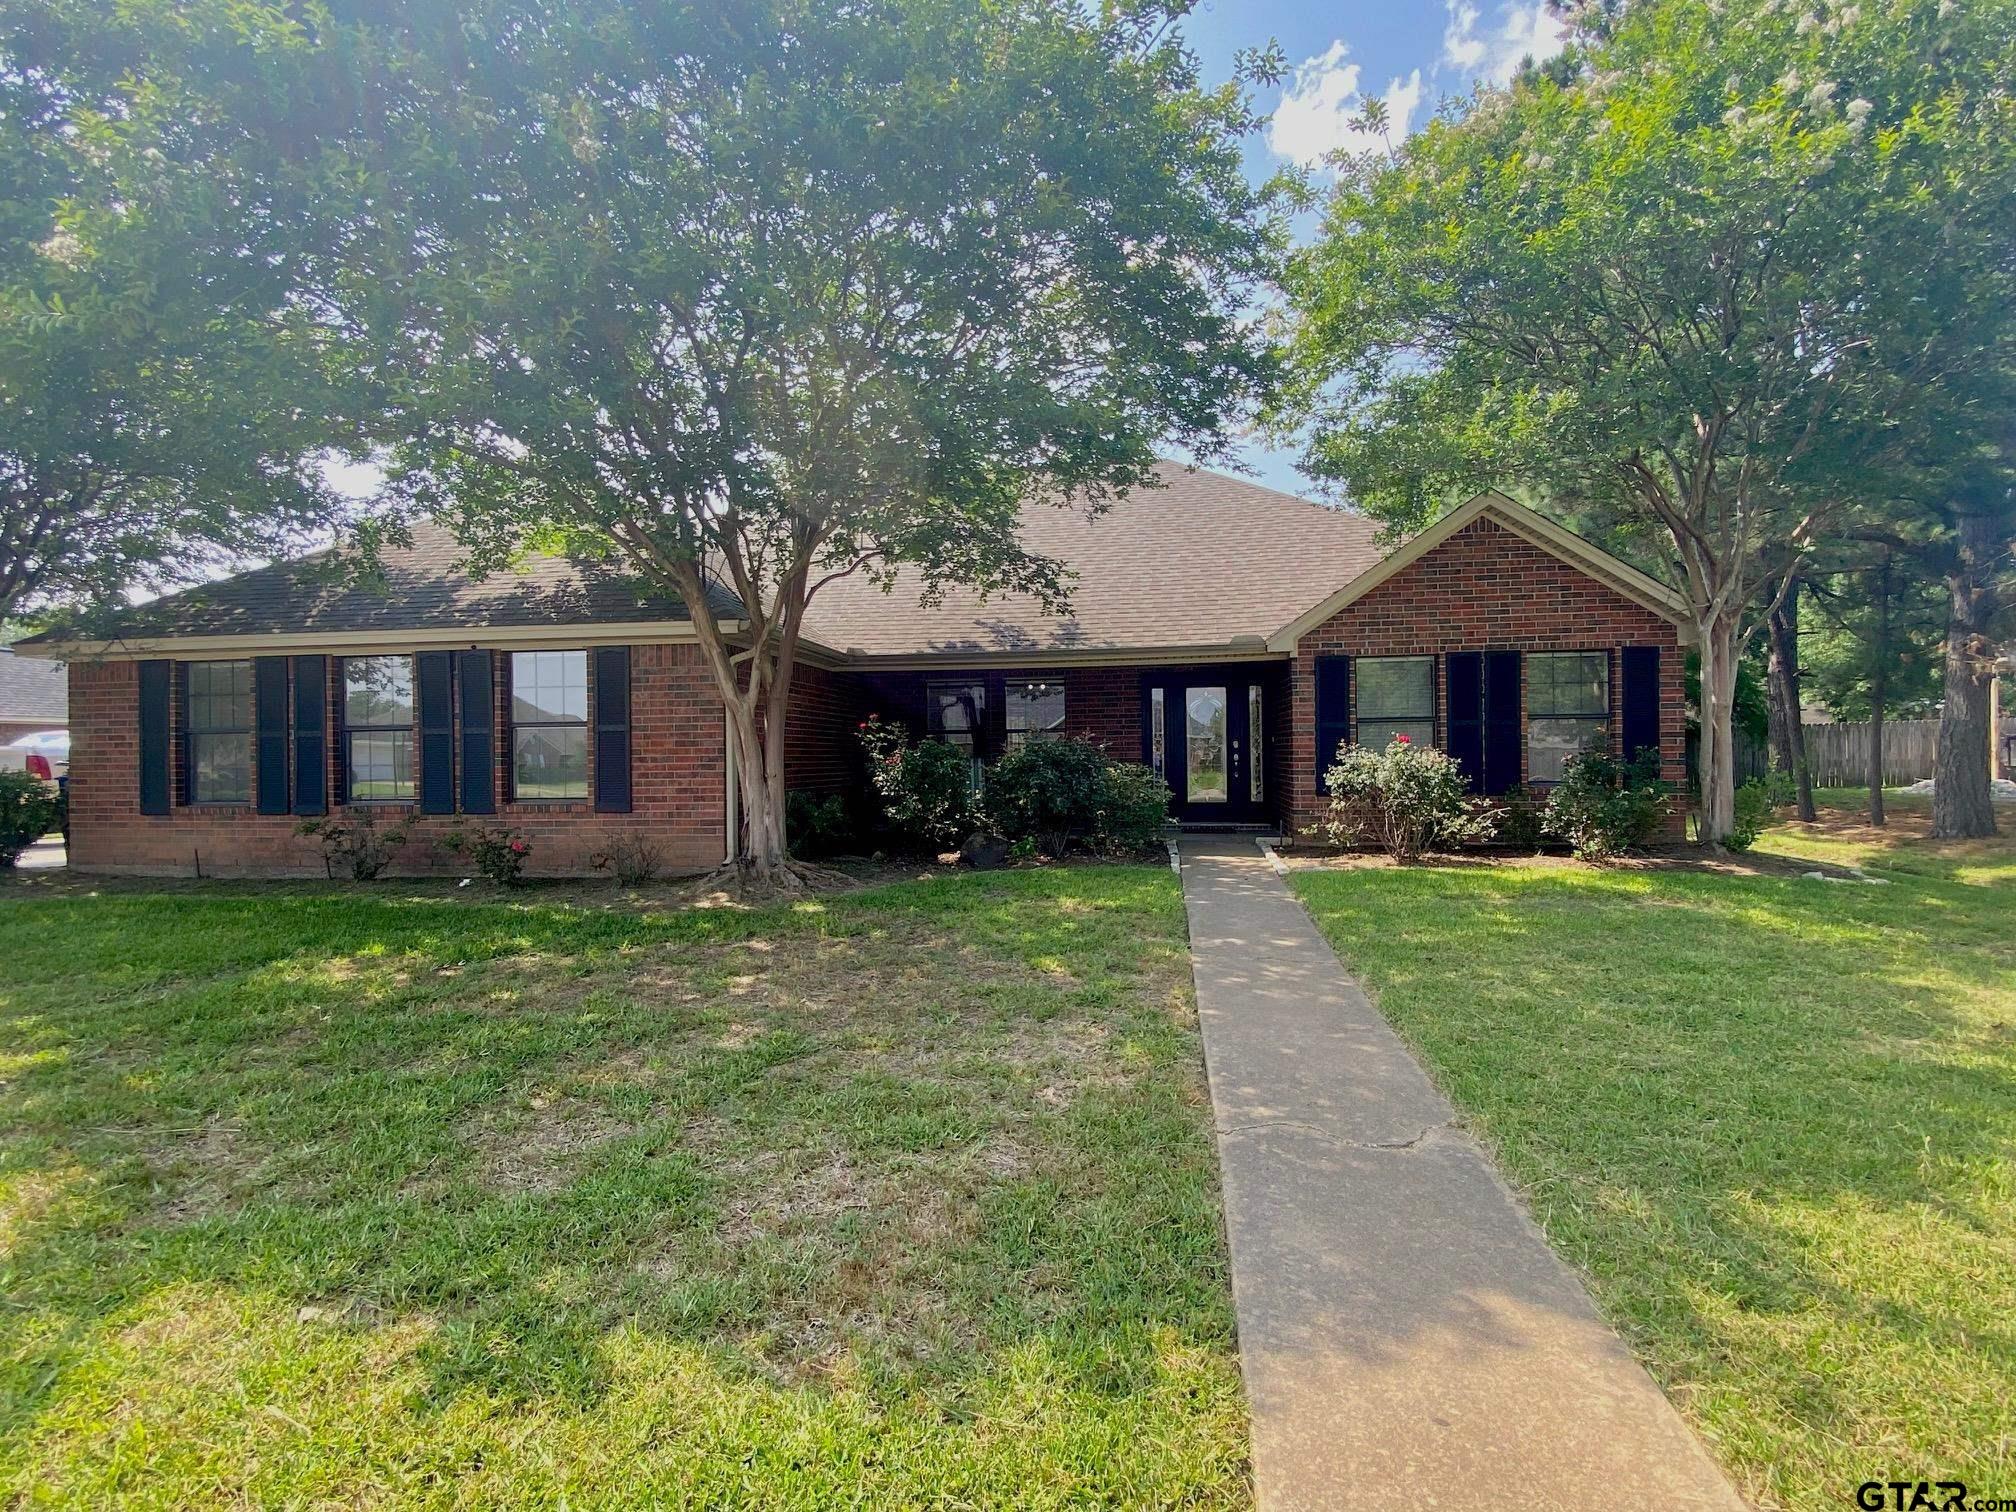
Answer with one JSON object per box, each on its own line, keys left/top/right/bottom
{"left": 1442, "top": 0, "right": 1569, "bottom": 85}
{"left": 1268, "top": 42, "right": 1424, "bottom": 169}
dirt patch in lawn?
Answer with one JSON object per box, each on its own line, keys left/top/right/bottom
{"left": 465, "top": 1099, "right": 639, "bottom": 1193}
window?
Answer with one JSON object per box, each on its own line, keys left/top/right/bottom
{"left": 512, "top": 650, "right": 589, "bottom": 799}
{"left": 1005, "top": 679, "right": 1066, "bottom": 749}
{"left": 927, "top": 681, "right": 987, "bottom": 790}
{"left": 1150, "top": 687, "right": 1166, "bottom": 779}
{"left": 1355, "top": 656, "right": 1435, "bottom": 751}
{"left": 1249, "top": 684, "right": 1264, "bottom": 803}
{"left": 1527, "top": 651, "right": 1609, "bottom": 781}
{"left": 344, "top": 656, "right": 415, "bottom": 801}
{"left": 186, "top": 660, "right": 253, "bottom": 803}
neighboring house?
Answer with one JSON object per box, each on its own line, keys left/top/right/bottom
{"left": 14, "top": 465, "right": 1689, "bottom": 876}
{"left": 0, "top": 645, "right": 67, "bottom": 746}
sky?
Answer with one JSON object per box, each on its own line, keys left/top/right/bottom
{"left": 1180, "top": 0, "right": 1569, "bottom": 493}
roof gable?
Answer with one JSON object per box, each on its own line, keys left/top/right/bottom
{"left": 1267, "top": 493, "right": 1690, "bottom": 651}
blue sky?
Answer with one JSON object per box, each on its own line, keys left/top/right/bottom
{"left": 1179, "top": 0, "right": 1568, "bottom": 493}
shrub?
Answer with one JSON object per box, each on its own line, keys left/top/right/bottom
{"left": 591, "top": 832, "right": 663, "bottom": 885}
{"left": 1541, "top": 746, "right": 1672, "bottom": 861}
{"left": 858, "top": 716, "right": 975, "bottom": 849}
{"left": 296, "top": 812, "right": 414, "bottom": 880}
{"left": 0, "top": 770, "right": 61, "bottom": 868}
{"left": 1094, "top": 760, "right": 1172, "bottom": 853}
{"left": 785, "top": 789, "right": 853, "bottom": 859}
{"left": 1314, "top": 737, "right": 1497, "bottom": 861}
{"left": 983, "top": 738, "right": 1112, "bottom": 854}
{"left": 1726, "top": 778, "right": 1777, "bottom": 853}
{"left": 442, "top": 824, "right": 533, "bottom": 885}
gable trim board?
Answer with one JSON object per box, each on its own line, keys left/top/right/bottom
{"left": 1267, "top": 493, "right": 1692, "bottom": 653}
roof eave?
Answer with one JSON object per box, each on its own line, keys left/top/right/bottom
{"left": 12, "top": 619, "right": 731, "bottom": 660}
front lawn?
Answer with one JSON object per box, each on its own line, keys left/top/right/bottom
{"left": 1290, "top": 805, "right": 2016, "bottom": 1510}
{"left": 0, "top": 867, "right": 1245, "bottom": 1507}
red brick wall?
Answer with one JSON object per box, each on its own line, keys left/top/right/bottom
{"left": 779, "top": 662, "right": 868, "bottom": 794}
{"left": 67, "top": 642, "right": 728, "bottom": 878}
{"left": 1285, "top": 516, "right": 1688, "bottom": 838}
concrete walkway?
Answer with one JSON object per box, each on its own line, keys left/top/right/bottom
{"left": 1178, "top": 837, "right": 1744, "bottom": 1511}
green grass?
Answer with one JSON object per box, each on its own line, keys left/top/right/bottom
{"left": 1289, "top": 801, "right": 2016, "bottom": 1511}
{"left": 0, "top": 866, "right": 1245, "bottom": 1508}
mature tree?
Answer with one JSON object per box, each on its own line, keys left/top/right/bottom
{"left": 302, "top": 0, "right": 1279, "bottom": 889}
{"left": 1804, "top": 546, "right": 1947, "bottom": 824}
{"left": 0, "top": 1, "right": 352, "bottom": 620}
{"left": 1275, "top": 0, "right": 2016, "bottom": 845}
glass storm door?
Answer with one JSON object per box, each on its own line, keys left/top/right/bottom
{"left": 1144, "top": 670, "right": 1271, "bottom": 824}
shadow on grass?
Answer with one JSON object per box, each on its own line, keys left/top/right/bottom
{"left": 0, "top": 866, "right": 1246, "bottom": 1504}
{"left": 1290, "top": 858, "right": 2016, "bottom": 1504}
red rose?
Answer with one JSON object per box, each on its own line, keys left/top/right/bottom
{"left": 1395, "top": 734, "right": 1411, "bottom": 744}
{"left": 510, "top": 840, "right": 528, "bottom": 854}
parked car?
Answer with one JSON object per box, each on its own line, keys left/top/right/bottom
{"left": 0, "top": 729, "right": 69, "bottom": 780}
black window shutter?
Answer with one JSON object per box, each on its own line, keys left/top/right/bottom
{"left": 254, "top": 657, "right": 290, "bottom": 815}
{"left": 1482, "top": 650, "right": 1522, "bottom": 795}
{"left": 458, "top": 650, "right": 496, "bottom": 814}
{"left": 330, "top": 657, "right": 349, "bottom": 806}
{"left": 1620, "top": 646, "right": 1661, "bottom": 767}
{"left": 417, "top": 650, "right": 455, "bottom": 815}
{"left": 594, "top": 645, "right": 633, "bottom": 813}
{"left": 292, "top": 656, "right": 327, "bottom": 815}
{"left": 1313, "top": 654, "right": 1350, "bottom": 793}
{"left": 137, "top": 660, "right": 172, "bottom": 816}
{"left": 1445, "top": 652, "right": 1484, "bottom": 792}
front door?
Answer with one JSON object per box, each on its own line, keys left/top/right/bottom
{"left": 1143, "top": 670, "right": 1270, "bottom": 824}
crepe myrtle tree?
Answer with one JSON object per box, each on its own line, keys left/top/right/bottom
{"left": 0, "top": 0, "right": 352, "bottom": 620}
{"left": 1273, "top": 0, "right": 2016, "bottom": 845}
{"left": 346, "top": 0, "right": 1281, "bottom": 890}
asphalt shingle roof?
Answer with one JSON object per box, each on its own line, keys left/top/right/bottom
{"left": 799, "top": 462, "right": 1383, "bottom": 657}
{"left": 20, "top": 464, "right": 1385, "bottom": 660}
{"left": 0, "top": 646, "right": 67, "bottom": 721}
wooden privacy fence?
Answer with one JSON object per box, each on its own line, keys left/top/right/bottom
{"left": 1688, "top": 720, "right": 1940, "bottom": 789}
{"left": 1797, "top": 720, "right": 1940, "bottom": 787}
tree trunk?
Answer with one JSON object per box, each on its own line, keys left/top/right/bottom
{"left": 1932, "top": 506, "right": 2003, "bottom": 839}
{"left": 1866, "top": 550, "right": 1890, "bottom": 827}
{"left": 1766, "top": 587, "right": 1816, "bottom": 820}
{"left": 1694, "top": 610, "right": 1742, "bottom": 846}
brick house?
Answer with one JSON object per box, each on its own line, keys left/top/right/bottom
{"left": 15, "top": 465, "right": 1689, "bottom": 876}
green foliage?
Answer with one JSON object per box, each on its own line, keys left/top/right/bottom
{"left": 1684, "top": 650, "right": 1770, "bottom": 743}
{"left": 295, "top": 813, "right": 414, "bottom": 882}
{"left": 0, "top": 0, "right": 355, "bottom": 618}
{"left": 441, "top": 824, "right": 532, "bottom": 887}
{"left": 982, "top": 738, "right": 1112, "bottom": 853}
{"left": 1315, "top": 737, "right": 1498, "bottom": 862}
{"left": 783, "top": 790, "right": 854, "bottom": 860}
{"left": 1802, "top": 561, "right": 1947, "bottom": 721}
{"left": 0, "top": 770, "right": 60, "bottom": 866}
{"left": 858, "top": 717, "right": 976, "bottom": 850}
{"left": 1095, "top": 761, "right": 1175, "bottom": 854}
{"left": 1726, "top": 778, "right": 1779, "bottom": 854}
{"left": 984, "top": 738, "right": 1170, "bottom": 856}
{"left": 1541, "top": 747, "right": 1673, "bottom": 861}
